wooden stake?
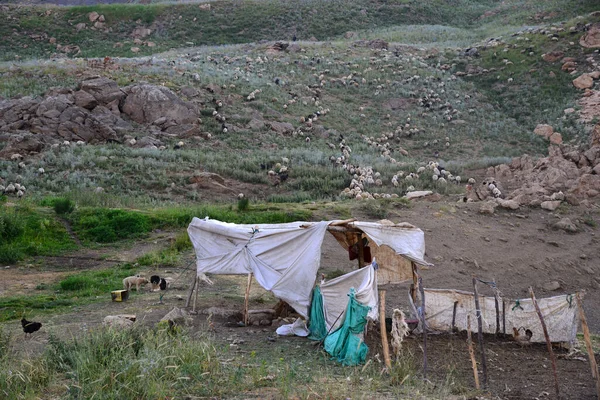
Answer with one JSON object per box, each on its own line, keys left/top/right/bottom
{"left": 472, "top": 277, "right": 488, "bottom": 389}
{"left": 411, "top": 262, "right": 418, "bottom": 303}
{"left": 379, "top": 289, "right": 392, "bottom": 370}
{"left": 529, "top": 287, "right": 560, "bottom": 399}
{"left": 193, "top": 277, "right": 199, "bottom": 313}
{"left": 451, "top": 301, "right": 458, "bottom": 333}
{"left": 243, "top": 273, "right": 253, "bottom": 326}
{"left": 467, "top": 314, "right": 480, "bottom": 389}
{"left": 494, "top": 285, "right": 500, "bottom": 336}
{"left": 502, "top": 298, "right": 506, "bottom": 335}
{"left": 418, "top": 277, "right": 427, "bottom": 379}
{"left": 185, "top": 276, "right": 196, "bottom": 308}
{"left": 576, "top": 292, "right": 600, "bottom": 399}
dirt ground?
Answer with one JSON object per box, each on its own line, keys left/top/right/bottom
{"left": 2, "top": 198, "right": 600, "bottom": 399}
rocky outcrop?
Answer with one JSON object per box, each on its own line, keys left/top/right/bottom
{"left": 485, "top": 143, "right": 600, "bottom": 207}
{"left": 0, "top": 77, "right": 201, "bottom": 158}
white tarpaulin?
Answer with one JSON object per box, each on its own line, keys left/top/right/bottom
{"left": 424, "top": 288, "right": 579, "bottom": 344}
{"left": 187, "top": 218, "right": 330, "bottom": 318}
{"left": 320, "top": 264, "right": 378, "bottom": 331}
{"left": 351, "top": 221, "right": 431, "bottom": 267}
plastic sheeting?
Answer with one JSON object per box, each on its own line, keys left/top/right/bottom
{"left": 324, "top": 288, "right": 370, "bottom": 366}
{"left": 424, "top": 288, "right": 579, "bottom": 344}
{"left": 320, "top": 264, "right": 378, "bottom": 331}
{"left": 187, "top": 218, "right": 330, "bottom": 318}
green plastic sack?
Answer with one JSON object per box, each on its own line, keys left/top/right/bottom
{"left": 323, "top": 288, "right": 370, "bottom": 366}
{"left": 308, "top": 286, "right": 327, "bottom": 341}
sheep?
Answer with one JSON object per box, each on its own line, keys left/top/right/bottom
{"left": 38, "top": 168, "right": 45, "bottom": 174}
{"left": 438, "top": 177, "right": 447, "bottom": 184}
{"left": 305, "top": 137, "right": 311, "bottom": 144}
{"left": 492, "top": 187, "right": 501, "bottom": 198}
{"left": 281, "top": 157, "right": 289, "bottom": 164}
{"left": 268, "top": 170, "right": 276, "bottom": 176}
{"left": 454, "top": 176, "right": 461, "bottom": 184}
{"left": 417, "top": 166, "right": 426, "bottom": 174}
{"left": 432, "top": 174, "right": 439, "bottom": 181}
{"left": 238, "top": 193, "right": 245, "bottom": 199}
{"left": 406, "top": 185, "right": 415, "bottom": 192}
{"left": 17, "top": 190, "right": 24, "bottom": 198}
{"left": 5, "top": 184, "right": 15, "bottom": 193}
{"left": 468, "top": 178, "right": 476, "bottom": 184}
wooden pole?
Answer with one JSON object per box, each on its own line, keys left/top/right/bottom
{"left": 357, "top": 233, "right": 364, "bottom": 268}
{"left": 451, "top": 301, "right": 458, "bottom": 332}
{"left": 418, "top": 277, "right": 427, "bottom": 379}
{"left": 411, "top": 262, "right": 418, "bottom": 303}
{"left": 467, "top": 314, "right": 480, "bottom": 389}
{"left": 185, "top": 276, "right": 196, "bottom": 308}
{"left": 576, "top": 292, "right": 600, "bottom": 399}
{"left": 502, "top": 298, "right": 506, "bottom": 335}
{"left": 243, "top": 273, "right": 253, "bottom": 326}
{"left": 529, "top": 287, "right": 560, "bottom": 399}
{"left": 472, "top": 277, "right": 488, "bottom": 389}
{"left": 379, "top": 290, "right": 392, "bottom": 370}
{"left": 193, "top": 277, "right": 200, "bottom": 313}
{"left": 494, "top": 284, "right": 500, "bottom": 336}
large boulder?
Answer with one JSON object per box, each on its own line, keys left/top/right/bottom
{"left": 79, "top": 77, "right": 125, "bottom": 105}
{"left": 121, "top": 84, "right": 198, "bottom": 125}
{"left": 0, "top": 131, "right": 44, "bottom": 159}
{"left": 56, "top": 107, "right": 119, "bottom": 143}
{"left": 268, "top": 121, "right": 294, "bottom": 135}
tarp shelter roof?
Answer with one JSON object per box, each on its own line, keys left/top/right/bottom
{"left": 187, "top": 217, "right": 431, "bottom": 318}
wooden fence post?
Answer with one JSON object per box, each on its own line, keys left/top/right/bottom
{"left": 472, "top": 277, "right": 488, "bottom": 389}
{"left": 379, "top": 290, "right": 392, "bottom": 370}
{"left": 529, "top": 287, "right": 559, "bottom": 399}
{"left": 576, "top": 292, "right": 600, "bottom": 399}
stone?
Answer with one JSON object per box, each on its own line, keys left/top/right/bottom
{"left": 479, "top": 201, "right": 497, "bottom": 214}
{"left": 550, "top": 191, "right": 565, "bottom": 201}
{"left": 160, "top": 307, "right": 191, "bottom": 326}
{"left": 247, "top": 118, "right": 265, "bottom": 130}
{"left": 542, "top": 51, "right": 564, "bottom": 62}
{"left": 121, "top": 84, "right": 198, "bottom": 125}
{"left": 573, "top": 74, "right": 594, "bottom": 89}
{"left": 268, "top": 121, "right": 294, "bottom": 135}
{"left": 542, "top": 281, "right": 561, "bottom": 291}
{"left": 496, "top": 198, "right": 520, "bottom": 210}
{"left": 79, "top": 77, "right": 125, "bottom": 105}
{"left": 553, "top": 217, "right": 577, "bottom": 232}
{"left": 591, "top": 71, "right": 600, "bottom": 80}
{"left": 131, "top": 47, "right": 140, "bottom": 53}
{"left": 561, "top": 61, "right": 577, "bottom": 72}
{"left": 404, "top": 190, "right": 433, "bottom": 200}
{"left": 75, "top": 22, "right": 86, "bottom": 31}
{"left": 94, "top": 22, "right": 105, "bottom": 29}
{"left": 0, "top": 132, "right": 44, "bottom": 159}
{"left": 580, "top": 23, "right": 600, "bottom": 48}
{"left": 73, "top": 90, "right": 98, "bottom": 110}
{"left": 541, "top": 200, "right": 562, "bottom": 211}
{"left": 549, "top": 132, "right": 563, "bottom": 145}
{"left": 103, "top": 315, "right": 134, "bottom": 328}
{"left": 533, "top": 124, "right": 553, "bottom": 138}
{"left": 131, "top": 27, "right": 152, "bottom": 39}
{"left": 88, "top": 11, "right": 100, "bottom": 22}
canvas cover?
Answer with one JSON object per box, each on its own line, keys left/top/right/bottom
{"left": 424, "top": 288, "right": 579, "bottom": 344}
{"left": 329, "top": 220, "right": 430, "bottom": 284}
{"left": 320, "top": 264, "right": 378, "bottom": 331}
{"left": 187, "top": 218, "right": 330, "bottom": 318}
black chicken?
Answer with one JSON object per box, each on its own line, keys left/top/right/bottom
{"left": 21, "top": 318, "right": 42, "bottom": 337}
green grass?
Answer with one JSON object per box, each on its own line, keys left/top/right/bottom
{"left": 0, "top": 263, "right": 137, "bottom": 322}
{"left": 0, "top": 206, "right": 76, "bottom": 263}
{"left": 0, "top": 0, "right": 597, "bottom": 61}
{"left": 0, "top": 324, "right": 465, "bottom": 399}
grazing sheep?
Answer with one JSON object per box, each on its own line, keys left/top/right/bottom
{"left": 468, "top": 178, "right": 476, "bottom": 184}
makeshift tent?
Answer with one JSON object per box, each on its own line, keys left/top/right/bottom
{"left": 187, "top": 218, "right": 431, "bottom": 318}
{"left": 424, "top": 288, "right": 580, "bottom": 344}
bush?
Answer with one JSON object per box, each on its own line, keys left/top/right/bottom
{"left": 73, "top": 209, "right": 151, "bottom": 243}
{"left": 237, "top": 197, "right": 250, "bottom": 211}
{"left": 53, "top": 198, "right": 75, "bottom": 215}
{"left": 0, "top": 211, "right": 25, "bottom": 243}
{"left": 0, "top": 244, "right": 24, "bottom": 263}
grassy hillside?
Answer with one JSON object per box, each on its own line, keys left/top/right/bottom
{"left": 0, "top": 0, "right": 598, "bottom": 61}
